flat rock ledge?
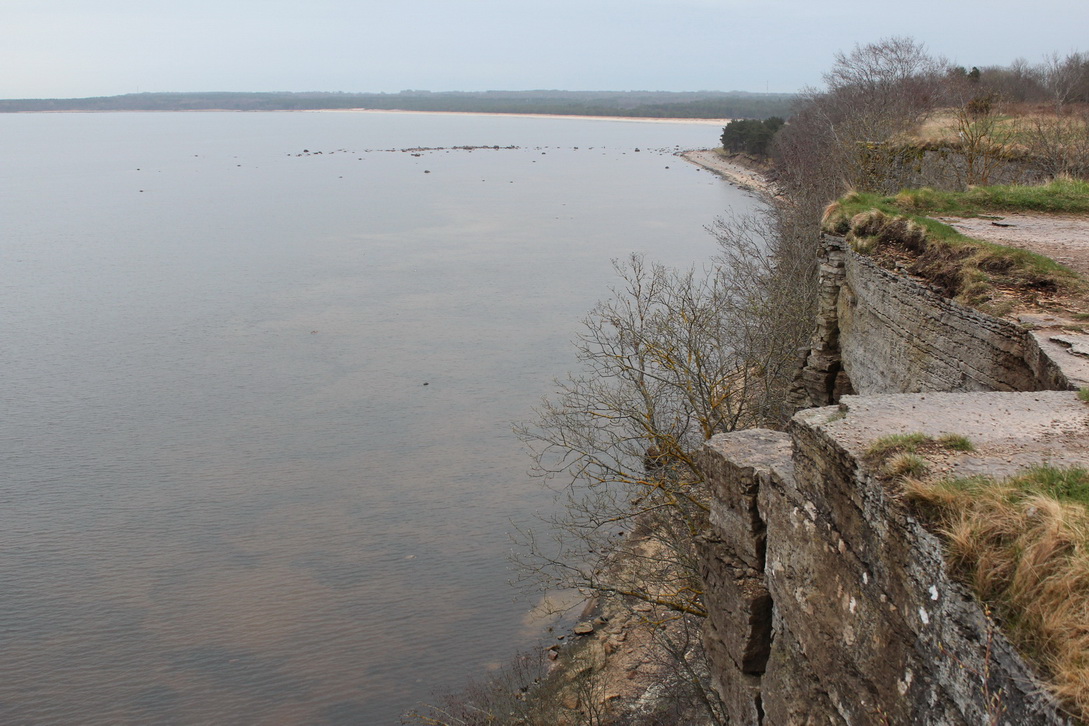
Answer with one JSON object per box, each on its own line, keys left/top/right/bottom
{"left": 695, "top": 390, "right": 1088, "bottom": 724}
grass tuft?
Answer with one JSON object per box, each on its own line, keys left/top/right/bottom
{"left": 1079, "top": 387, "right": 1089, "bottom": 404}
{"left": 866, "top": 432, "right": 932, "bottom": 458}
{"left": 883, "top": 452, "right": 928, "bottom": 479}
{"left": 821, "top": 182, "right": 1087, "bottom": 311}
{"left": 905, "top": 466, "right": 1089, "bottom": 719}
{"left": 866, "top": 432, "right": 975, "bottom": 481}
{"left": 937, "top": 434, "right": 975, "bottom": 452}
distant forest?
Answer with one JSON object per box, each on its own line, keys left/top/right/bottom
{"left": 0, "top": 90, "right": 796, "bottom": 119}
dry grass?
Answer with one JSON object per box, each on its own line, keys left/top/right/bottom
{"left": 822, "top": 198, "right": 1085, "bottom": 313}
{"left": 883, "top": 452, "right": 928, "bottom": 479}
{"left": 911, "top": 105, "right": 1089, "bottom": 149}
{"left": 911, "top": 108, "right": 1015, "bottom": 146}
{"left": 904, "top": 467, "right": 1089, "bottom": 721}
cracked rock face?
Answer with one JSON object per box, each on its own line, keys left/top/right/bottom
{"left": 695, "top": 430, "right": 790, "bottom": 725}
{"left": 698, "top": 406, "right": 1072, "bottom": 725}
{"left": 701, "top": 235, "right": 1081, "bottom": 725}
{"left": 792, "top": 236, "right": 1073, "bottom": 409}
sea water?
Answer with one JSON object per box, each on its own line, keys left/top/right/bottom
{"left": 0, "top": 110, "right": 762, "bottom": 724}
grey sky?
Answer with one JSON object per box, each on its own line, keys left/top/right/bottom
{"left": 3, "top": 0, "right": 1087, "bottom": 99}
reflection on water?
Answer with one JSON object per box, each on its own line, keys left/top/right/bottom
{"left": 0, "top": 111, "right": 760, "bottom": 723}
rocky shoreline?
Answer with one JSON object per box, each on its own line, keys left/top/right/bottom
{"left": 680, "top": 148, "right": 779, "bottom": 198}
{"left": 533, "top": 554, "right": 721, "bottom": 724}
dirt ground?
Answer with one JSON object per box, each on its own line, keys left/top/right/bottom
{"left": 938, "top": 212, "right": 1089, "bottom": 278}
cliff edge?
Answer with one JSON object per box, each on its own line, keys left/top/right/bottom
{"left": 699, "top": 228, "right": 1089, "bottom": 724}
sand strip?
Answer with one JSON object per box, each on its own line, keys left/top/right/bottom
{"left": 312, "top": 108, "right": 731, "bottom": 125}
{"left": 681, "top": 149, "right": 779, "bottom": 198}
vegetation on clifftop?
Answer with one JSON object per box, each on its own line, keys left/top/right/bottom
{"left": 865, "top": 431, "right": 1089, "bottom": 720}
{"left": 856, "top": 177, "right": 1089, "bottom": 216}
{"left": 764, "top": 44, "right": 1089, "bottom": 199}
{"left": 821, "top": 182, "right": 1088, "bottom": 313}
{"left": 904, "top": 466, "right": 1089, "bottom": 721}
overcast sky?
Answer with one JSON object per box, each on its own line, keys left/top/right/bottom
{"left": 3, "top": 0, "right": 1087, "bottom": 99}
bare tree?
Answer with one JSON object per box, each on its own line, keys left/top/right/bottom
{"left": 514, "top": 253, "right": 743, "bottom": 619}
{"left": 775, "top": 37, "right": 948, "bottom": 195}
{"left": 948, "top": 90, "right": 1018, "bottom": 187}
{"left": 979, "top": 58, "right": 1047, "bottom": 103}
{"left": 501, "top": 192, "right": 819, "bottom": 726}
{"left": 1028, "top": 108, "right": 1089, "bottom": 180}
{"left": 1041, "top": 51, "right": 1089, "bottom": 111}
{"left": 824, "top": 36, "right": 946, "bottom": 120}
{"left": 512, "top": 197, "right": 818, "bottom": 617}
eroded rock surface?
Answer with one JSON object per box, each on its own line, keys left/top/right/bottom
{"left": 698, "top": 394, "right": 1081, "bottom": 724}
{"left": 792, "top": 236, "right": 1074, "bottom": 408}
{"left": 703, "top": 231, "right": 1086, "bottom": 724}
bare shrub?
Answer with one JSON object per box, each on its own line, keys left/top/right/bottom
{"left": 1026, "top": 108, "right": 1089, "bottom": 180}
{"left": 402, "top": 647, "right": 556, "bottom": 725}
{"left": 773, "top": 37, "right": 948, "bottom": 197}
{"left": 951, "top": 92, "right": 1017, "bottom": 187}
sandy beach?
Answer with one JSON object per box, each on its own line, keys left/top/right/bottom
{"left": 681, "top": 149, "right": 778, "bottom": 197}
{"left": 311, "top": 107, "right": 732, "bottom": 126}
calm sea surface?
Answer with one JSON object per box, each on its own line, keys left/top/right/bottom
{"left": 0, "top": 111, "right": 761, "bottom": 724}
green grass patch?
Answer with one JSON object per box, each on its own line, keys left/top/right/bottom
{"left": 866, "top": 432, "right": 932, "bottom": 458}
{"left": 936, "top": 433, "right": 975, "bottom": 452}
{"left": 827, "top": 179, "right": 1089, "bottom": 223}
{"left": 1079, "top": 387, "right": 1089, "bottom": 403}
{"left": 891, "top": 178, "right": 1089, "bottom": 216}
{"left": 933, "top": 466, "right": 1089, "bottom": 509}
{"left": 823, "top": 186, "right": 1086, "bottom": 308}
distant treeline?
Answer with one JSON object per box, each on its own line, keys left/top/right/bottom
{"left": 0, "top": 90, "right": 796, "bottom": 119}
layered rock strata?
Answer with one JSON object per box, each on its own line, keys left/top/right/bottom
{"left": 791, "top": 236, "right": 1073, "bottom": 409}
{"left": 700, "top": 391, "right": 1089, "bottom": 724}
{"left": 700, "top": 234, "right": 1088, "bottom": 724}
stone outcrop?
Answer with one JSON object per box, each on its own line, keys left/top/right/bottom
{"left": 791, "top": 236, "right": 1073, "bottom": 408}
{"left": 699, "top": 234, "right": 1089, "bottom": 724}
{"left": 695, "top": 430, "right": 788, "bottom": 722}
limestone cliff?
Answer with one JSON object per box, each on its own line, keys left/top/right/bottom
{"left": 698, "top": 235, "right": 1089, "bottom": 724}
{"left": 791, "top": 235, "right": 1073, "bottom": 408}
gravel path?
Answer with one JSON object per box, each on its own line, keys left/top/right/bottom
{"left": 938, "top": 212, "right": 1089, "bottom": 278}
